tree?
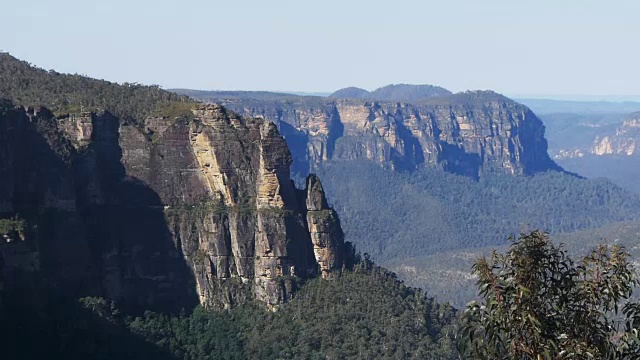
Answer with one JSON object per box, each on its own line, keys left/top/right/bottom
{"left": 458, "top": 230, "right": 640, "bottom": 359}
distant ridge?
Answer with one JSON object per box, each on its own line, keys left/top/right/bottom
{"left": 169, "top": 89, "right": 303, "bottom": 101}
{"left": 329, "top": 83, "right": 452, "bottom": 102}
{"left": 172, "top": 84, "right": 453, "bottom": 103}
{"left": 329, "top": 87, "right": 370, "bottom": 99}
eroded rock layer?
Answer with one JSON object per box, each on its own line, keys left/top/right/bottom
{"left": 0, "top": 102, "right": 345, "bottom": 311}
{"left": 592, "top": 113, "right": 640, "bottom": 157}
{"left": 213, "top": 92, "right": 561, "bottom": 178}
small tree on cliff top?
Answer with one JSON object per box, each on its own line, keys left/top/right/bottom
{"left": 458, "top": 230, "right": 640, "bottom": 360}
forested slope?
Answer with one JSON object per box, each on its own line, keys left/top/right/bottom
{"left": 389, "top": 219, "right": 640, "bottom": 308}
{"left": 1, "top": 265, "right": 458, "bottom": 360}
{"left": 316, "top": 161, "right": 640, "bottom": 262}
{"left": 0, "top": 53, "right": 196, "bottom": 120}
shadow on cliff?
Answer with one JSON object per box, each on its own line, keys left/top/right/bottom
{"left": 1, "top": 105, "right": 182, "bottom": 359}
{"left": 75, "top": 114, "right": 198, "bottom": 314}
{"left": 1, "top": 105, "right": 99, "bottom": 300}
{"left": 0, "top": 274, "right": 178, "bottom": 360}
{"left": 392, "top": 118, "right": 425, "bottom": 171}
{"left": 279, "top": 121, "right": 310, "bottom": 179}
{"left": 438, "top": 142, "right": 482, "bottom": 180}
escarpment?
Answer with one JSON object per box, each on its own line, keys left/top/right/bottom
{"left": 592, "top": 113, "right": 640, "bottom": 157}
{"left": 550, "top": 112, "right": 640, "bottom": 161}
{"left": 0, "top": 101, "right": 345, "bottom": 311}
{"left": 305, "top": 175, "right": 344, "bottom": 277}
{"left": 211, "top": 91, "right": 561, "bottom": 178}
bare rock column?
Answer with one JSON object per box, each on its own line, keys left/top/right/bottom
{"left": 305, "top": 174, "right": 344, "bottom": 278}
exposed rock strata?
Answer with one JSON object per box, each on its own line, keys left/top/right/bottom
{"left": 0, "top": 102, "right": 345, "bottom": 311}
{"left": 592, "top": 114, "right": 640, "bottom": 157}
{"left": 213, "top": 92, "right": 560, "bottom": 178}
{"left": 305, "top": 175, "right": 343, "bottom": 278}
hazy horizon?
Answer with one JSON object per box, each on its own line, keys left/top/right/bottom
{"left": 3, "top": 0, "right": 639, "bottom": 98}
{"left": 170, "top": 86, "right": 640, "bottom": 102}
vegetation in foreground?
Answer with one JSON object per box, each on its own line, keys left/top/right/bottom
{"left": 391, "top": 219, "right": 640, "bottom": 308}
{"left": 459, "top": 231, "right": 640, "bottom": 359}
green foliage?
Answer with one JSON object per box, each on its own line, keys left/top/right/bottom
{"left": 0, "top": 53, "right": 198, "bottom": 121}
{"left": 1, "top": 253, "right": 458, "bottom": 359}
{"left": 127, "top": 307, "right": 247, "bottom": 360}
{"left": 458, "top": 230, "right": 640, "bottom": 359}
{"left": 243, "top": 268, "right": 457, "bottom": 359}
{"left": 0, "top": 215, "right": 25, "bottom": 236}
{"left": 316, "top": 161, "right": 640, "bottom": 262}
{"left": 163, "top": 196, "right": 293, "bottom": 222}
{"left": 150, "top": 101, "right": 198, "bottom": 120}
{"left": 164, "top": 198, "right": 228, "bottom": 219}
{"left": 79, "top": 296, "right": 121, "bottom": 323}
{"left": 175, "top": 90, "right": 312, "bottom": 102}
{"left": 126, "top": 266, "right": 458, "bottom": 360}
{"left": 389, "top": 219, "right": 640, "bottom": 308}
{"left": 0, "top": 285, "right": 175, "bottom": 360}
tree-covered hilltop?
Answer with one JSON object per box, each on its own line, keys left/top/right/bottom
{"left": 0, "top": 52, "right": 197, "bottom": 120}
{"left": 328, "top": 86, "right": 371, "bottom": 99}
{"left": 0, "top": 263, "right": 459, "bottom": 360}
{"left": 328, "top": 84, "right": 453, "bottom": 102}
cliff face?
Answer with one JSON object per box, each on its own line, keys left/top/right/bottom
{"left": 592, "top": 113, "right": 640, "bottom": 157}
{"left": 548, "top": 112, "right": 640, "bottom": 161}
{"left": 0, "top": 102, "right": 345, "bottom": 311}
{"left": 212, "top": 92, "right": 561, "bottom": 178}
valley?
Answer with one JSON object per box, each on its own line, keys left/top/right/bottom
{"left": 2, "top": 53, "right": 640, "bottom": 359}
{"left": 521, "top": 99, "right": 640, "bottom": 194}
{"left": 5, "top": 0, "right": 640, "bottom": 357}
{"left": 174, "top": 87, "right": 640, "bottom": 309}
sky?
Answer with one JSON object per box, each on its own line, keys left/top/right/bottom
{"left": 2, "top": 0, "right": 639, "bottom": 99}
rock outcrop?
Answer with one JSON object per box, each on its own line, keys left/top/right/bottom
{"left": 305, "top": 175, "right": 343, "bottom": 278}
{"left": 592, "top": 113, "right": 640, "bottom": 157}
{"left": 0, "top": 101, "right": 345, "bottom": 311}
{"left": 212, "top": 91, "right": 561, "bottom": 178}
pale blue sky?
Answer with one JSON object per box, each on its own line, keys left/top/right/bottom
{"left": 2, "top": 0, "right": 639, "bottom": 97}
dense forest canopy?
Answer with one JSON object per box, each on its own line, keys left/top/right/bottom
{"left": 0, "top": 53, "right": 197, "bottom": 120}
{"left": 316, "top": 161, "right": 640, "bottom": 264}
{"left": 0, "top": 264, "right": 459, "bottom": 360}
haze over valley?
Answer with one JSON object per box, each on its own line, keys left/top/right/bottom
{"left": 2, "top": 1, "right": 640, "bottom": 358}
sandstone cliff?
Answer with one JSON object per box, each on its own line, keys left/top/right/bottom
{"left": 0, "top": 101, "right": 345, "bottom": 311}
{"left": 210, "top": 91, "right": 561, "bottom": 178}
{"left": 592, "top": 113, "right": 640, "bottom": 157}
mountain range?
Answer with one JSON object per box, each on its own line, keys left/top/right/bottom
{"left": 2, "top": 53, "right": 640, "bottom": 358}
{"left": 0, "top": 53, "right": 350, "bottom": 313}
{"left": 176, "top": 87, "right": 561, "bottom": 178}
{"left": 174, "top": 84, "right": 640, "bottom": 303}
